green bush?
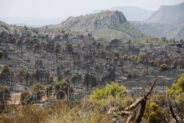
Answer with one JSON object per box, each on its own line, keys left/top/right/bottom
{"left": 55, "top": 80, "right": 69, "bottom": 92}
{"left": 89, "top": 82, "right": 126, "bottom": 100}
{"left": 160, "top": 64, "right": 168, "bottom": 71}
{"left": 167, "top": 73, "right": 184, "bottom": 96}
{"left": 44, "top": 84, "right": 52, "bottom": 91}
{"left": 122, "top": 54, "right": 128, "bottom": 61}
{"left": 175, "top": 93, "right": 184, "bottom": 117}
{"left": 166, "top": 74, "right": 184, "bottom": 118}
{"left": 32, "top": 82, "right": 44, "bottom": 101}
{"left": 55, "top": 80, "right": 71, "bottom": 99}
{"left": 144, "top": 102, "right": 165, "bottom": 123}
{"left": 32, "top": 82, "right": 43, "bottom": 93}
{"left": 137, "top": 52, "right": 147, "bottom": 63}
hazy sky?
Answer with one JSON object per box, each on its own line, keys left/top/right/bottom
{"left": 0, "top": 0, "right": 184, "bottom": 18}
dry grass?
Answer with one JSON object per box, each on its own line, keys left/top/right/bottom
{"left": 1, "top": 99, "right": 111, "bottom": 123}
{"left": 2, "top": 93, "right": 181, "bottom": 123}
{"left": 0, "top": 95, "right": 134, "bottom": 123}
{"left": 1, "top": 105, "right": 49, "bottom": 123}
{"left": 48, "top": 100, "right": 111, "bottom": 123}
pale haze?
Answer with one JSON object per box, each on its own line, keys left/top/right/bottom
{"left": 0, "top": 0, "right": 184, "bottom": 18}
{"left": 0, "top": 0, "right": 184, "bottom": 26}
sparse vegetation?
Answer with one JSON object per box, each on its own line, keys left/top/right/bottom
{"left": 143, "top": 102, "right": 165, "bottom": 123}
{"left": 160, "top": 64, "right": 169, "bottom": 71}
{"left": 89, "top": 82, "right": 126, "bottom": 100}
{"left": 167, "top": 73, "right": 184, "bottom": 96}
{"left": 0, "top": 5, "right": 184, "bottom": 123}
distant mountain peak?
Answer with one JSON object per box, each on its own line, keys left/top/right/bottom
{"left": 61, "top": 10, "right": 127, "bottom": 29}
{"left": 57, "top": 10, "right": 148, "bottom": 41}
{"left": 146, "top": 2, "right": 184, "bottom": 24}
{"left": 0, "top": 20, "right": 7, "bottom": 25}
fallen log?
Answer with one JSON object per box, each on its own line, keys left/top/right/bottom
{"left": 108, "top": 79, "right": 157, "bottom": 123}
{"left": 124, "top": 79, "right": 157, "bottom": 111}
{"left": 134, "top": 99, "right": 146, "bottom": 123}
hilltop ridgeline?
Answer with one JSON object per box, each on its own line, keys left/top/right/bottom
{"left": 56, "top": 10, "right": 148, "bottom": 41}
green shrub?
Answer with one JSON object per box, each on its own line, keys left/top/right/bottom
{"left": 167, "top": 73, "right": 184, "bottom": 96}
{"left": 32, "top": 82, "right": 43, "bottom": 93}
{"left": 32, "top": 82, "right": 44, "bottom": 101}
{"left": 55, "top": 80, "right": 69, "bottom": 92}
{"left": 160, "top": 64, "right": 168, "bottom": 71}
{"left": 55, "top": 80, "right": 72, "bottom": 99}
{"left": 44, "top": 84, "right": 52, "bottom": 91}
{"left": 175, "top": 93, "right": 184, "bottom": 117}
{"left": 122, "top": 54, "right": 128, "bottom": 61}
{"left": 137, "top": 52, "right": 147, "bottom": 63}
{"left": 89, "top": 82, "right": 126, "bottom": 100}
{"left": 144, "top": 102, "right": 165, "bottom": 123}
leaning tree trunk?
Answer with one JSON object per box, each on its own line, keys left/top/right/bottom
{"left": 108, "top": 79, "right": 157, "bottom": 123}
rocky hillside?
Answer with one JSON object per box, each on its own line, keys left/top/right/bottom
{"left": 146, "top": 2, "right": 184, "bottom": 24}
{"left": 0, "top": 20, "right": 184, "bottom": 94}
{"left": 56, "top": 11, "right": 148, "bottom": 41}
{"left": 132, "top": 2, "right": 184, "bottom": 40}
{"left": 133, "top": 22, "right": 184, "bottom": 40}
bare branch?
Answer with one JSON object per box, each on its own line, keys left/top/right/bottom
{"left": 169, "top": 103, "right": 179, "bottom": 123}
{"left": 124, "top": 79, "right": 157, "bottom": 111}
{"left": 108, "top": 79, "right": 157, "bottom": 123}
{"left": 134, "top": 99, "right": 146, "bottom": 123}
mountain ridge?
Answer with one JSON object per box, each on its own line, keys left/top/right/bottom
{"left": 146, "top": 2, "right": 184, "bottom": 24}
{"left": 132, "top": 22, "right": 184, "bottom": 40}
{"left": 56, "top": 10, "right": 149, "bottom": 41}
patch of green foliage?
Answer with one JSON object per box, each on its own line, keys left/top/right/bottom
{"left": 137, "top": 52, "right": 147, "bottom": 63}
{"left": 55, "top": 80, "right": 69, "bottom": 91}
{"left": 144, "top": 102, "right": 165, "bottom": 123}
{"left": 32, "top": 82, "right": 44, "bottom": 101}
{"left": 160, "top": 64, "right": 168, "bottom": 71}
{"left": 89, "top": 82, "right": 126, "bottom": 100}
{"left": 44, "top": 84, "right": 52, "bottom": 92}
{"left": 32, "top": 82, "right": 43, "bottom": 94}
{"left": 167, "top": 73, "right": 184, "bottom": 96}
